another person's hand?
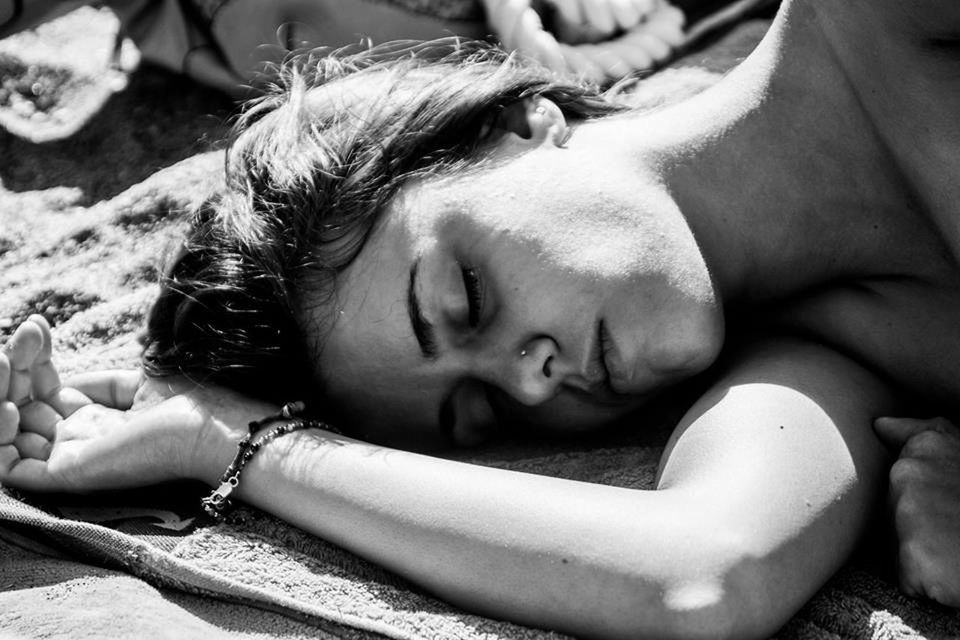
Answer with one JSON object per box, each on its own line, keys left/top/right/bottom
{"left": 484, "top": 0, "right": 685, "bottom": 83}
{"left": 875, "top": 416, "right": 960, "bottom": 607}
{"left": 547, "top": 0, "right": 677, "bottom": 41}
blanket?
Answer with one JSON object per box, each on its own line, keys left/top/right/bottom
{"left": 2, "top": 7, "right": 960, "bottom": 639}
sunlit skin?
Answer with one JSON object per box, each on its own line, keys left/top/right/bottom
{"left": 312, "top": 104, "right": 723, "bottom": 447}
{"left": 3, "top": 1, "right": 960, "bottom": 636}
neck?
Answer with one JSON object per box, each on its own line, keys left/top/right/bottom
{"left": 596, "top": 2, "right": 915, "bottom": 307}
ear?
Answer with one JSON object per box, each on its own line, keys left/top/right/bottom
{"left": 493, "top": 97, "right": 569, "bottom": 147}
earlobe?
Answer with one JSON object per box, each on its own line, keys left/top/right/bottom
{"left": 493, "top": 97, "right": 569, "bottom": 147}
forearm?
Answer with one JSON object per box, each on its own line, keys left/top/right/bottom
{"left": 200, "top": 428, "right": 742, "bottom": 639}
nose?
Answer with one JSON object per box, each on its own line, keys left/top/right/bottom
{"left": 502, "top": 336, "right": 561, "bottom": 405}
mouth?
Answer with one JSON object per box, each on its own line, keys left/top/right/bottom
{"left": 589, "top": 319, "right": 617, "bottom": 396}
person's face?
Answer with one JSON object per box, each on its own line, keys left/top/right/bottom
{"left": 308, "top": 98, "right": 724, "bottom": 448}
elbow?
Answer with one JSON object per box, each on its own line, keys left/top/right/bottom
{"left": 614, "top": 531, "right": 796, "bottom": 640}
{"left": 654, "top": 573, "right": 787, "bottom": 640}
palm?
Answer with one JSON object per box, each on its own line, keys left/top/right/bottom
{"left": 38, "top": 403, "right": 181, "bottom": 492}
{"left": 0, "top": 316, "right": 203, "bottom": 493}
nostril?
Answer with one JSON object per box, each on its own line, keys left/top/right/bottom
{"left": 542, "top": 355, "right": 553, "bottom": 378}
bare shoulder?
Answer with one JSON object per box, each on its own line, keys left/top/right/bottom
{"left": 652, "top": 338, "right": 898, "bottom": 635}
{"left": 693, "top": 337, "right": 899, "bottom": 424}
{"left": 658, "top": 338, "right": 898, "bottom": 488}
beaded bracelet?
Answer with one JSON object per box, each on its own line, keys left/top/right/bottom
{"left": 201, "top": 401, "right": 342, "bottom": 521}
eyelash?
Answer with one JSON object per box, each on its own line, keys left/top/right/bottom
{"left": 460, "top": 265, "right": 484, "bottom": 328}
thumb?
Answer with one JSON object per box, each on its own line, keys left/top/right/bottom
{"left": 62, "top": 370, "right": 143, "bottom": 411}
{"left": 874, "top": 416, "right": 937, "bottom": 450}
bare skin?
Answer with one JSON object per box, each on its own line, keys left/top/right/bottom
{"left": 2, "top": 0, "right": 960, "bottom": 636}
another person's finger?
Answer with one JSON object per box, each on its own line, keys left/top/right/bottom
{"left": 619, "top": 28, "right": 671, "bottom": 63}
{"left": 18, "top": 401, "right": 61, "bottom": 440}
{"left": 529, "top": 19, "right": 568, "bottom": 70}
{"left": 513, "top": 6, "right": 568, "bottom": 71}
{"left": 580, "top": 0, "right": 616, "bottom": 35}
{"left": 579, "top": 43, "right": 632, "bottom": 80}
{"left": 558, "top": 43, "right": 606, "bottom": 83}
{"left": 609, "top": 0, "right": 642, "bottom": 31}
{"left": 13, "top": 431, "right": 51, "bottom": 461}
{"left": 489, "top": 0, "right": 528, "bottom": 50}
{"left": 63, "top": 370, "right": 141, "bottom": 410}
{"left": 875, "top": 417, "right": 941, "bottom": 450}
{"left": 550, "top": 0, "right": 584, "bottom": 27}
{"left": 600, "top": 37, "right": 655, "bottom": 73}
{"left": 897, "top": 539, "right": 925, "bottom": 598}
{"left": 645, "top": 2, "right": 685, "bottom": 46}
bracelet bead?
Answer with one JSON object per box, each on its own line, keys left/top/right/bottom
{"left": 201, "top": 402, "right": 341, "bottom": 520}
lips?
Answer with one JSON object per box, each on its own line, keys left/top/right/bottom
{"left": 584, "top": 319, "right": 616, "bottom": 396}
{"left": 594, "top": 319, "right": 632, "bottom": 397}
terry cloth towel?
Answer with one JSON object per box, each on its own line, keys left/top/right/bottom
{"left": 2, "top": 7, "right": 960, "bottom": 640}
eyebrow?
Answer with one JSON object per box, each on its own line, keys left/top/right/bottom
{"left": 408, "top": 259, "right": 439, "bottom": 360}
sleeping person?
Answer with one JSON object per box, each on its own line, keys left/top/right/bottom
{"left": 2, "top": 0, "right": 960, "bottom": 637}
{"left": 0, "top": 0, "right": 693, "bottom": 90}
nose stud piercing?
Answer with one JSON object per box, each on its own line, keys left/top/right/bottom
{"left": 520, "top": 349, "right": 527, "bottom": 357}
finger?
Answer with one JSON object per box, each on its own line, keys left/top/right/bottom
{"left": 645, "top": 3, "right": 685, "bottom": 46}
{"left": 63, "top": 370, "right": 142, "bottom": 410}
{"left": 490, "top": 0, "right": 529, "bottom": 49}
{"left": 558, "top": 43, "right": 606, "bottom": 83}
{"left": 602, "top": 35, "right": 656, "bottom": 72}
{"left": 581, "top": 0, "right": 616, "bottom": 35}
{"left": 3, "top": 457, "right": 61, "bottom": 493}
{"left": 609, "top": 0, "right": 642, "bottom": 30}
{"left": 3, "top": 320, "right": 43, "bottom": 407}
{"left": 14, "top": 431, "right": 52, "bottom": 461}
{"left": 27, "top": 314, "right": 64, "bottom": 411}
{"left": 18, "top": 401, "right": 61, "bottom": 440}
{"left": 0, "top": 353, "right": 8, "bottom": 399}
{"left": 52, "top": 387, "right": 95, "bottom": 418}
{"left": 875, "top": 417, "right": 940, "bottom": 450}
{"left": 528, "top": 18, "right": 568, "bottom": 71}
{"left": 550, "top": 0, "right": 584, "bottom": 27}
{"left": 626, "top": 29, "right": 672, "bottom": 64}
{"left": 0, "top": 401, "right": 19, "bottom": 446}
{"left": 513, "top": 7, "right": 567, "bottom": 71}
{"left": 0, "top": 444, "right": 20, "bottom": 480}
{"left": 28, "top": 314, "right": 53, "bottom": 364}
{"left": 898, "top": 542, "right": 924, "bottom": 599}
{"left": 579, "top": 43, "right": 632, "bottom": 80}
{"left": 631, "top": 0, "right": 657, "bottom": 18}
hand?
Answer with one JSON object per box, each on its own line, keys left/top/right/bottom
{"left": 0, "top": 316, "right": 213, "bottom": 493}
{"left": 484, "top": 0, "right": 684, "bottom": 83}
{"left": 548, "top": 0, "right": 675, "bottom": 41}
{"left": 875, "top": 416, "right": 960, "bottom": 607}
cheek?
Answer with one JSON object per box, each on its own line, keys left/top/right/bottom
{"left": 486, "top": 178, "right": 659, "bottom": 281}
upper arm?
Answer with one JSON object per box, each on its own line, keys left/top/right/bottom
{"left": 654, "top": 339, "right": 896, "bottom": 636}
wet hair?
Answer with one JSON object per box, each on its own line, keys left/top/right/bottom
{"left": 141, "top": 40, "right": 635, "bottom": 409}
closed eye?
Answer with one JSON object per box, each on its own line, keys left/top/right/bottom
{"left": 460, "top": 265, "right": 484, "bottom": 328}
